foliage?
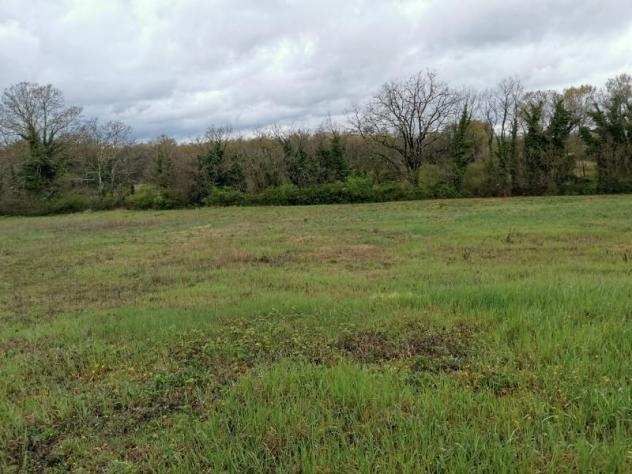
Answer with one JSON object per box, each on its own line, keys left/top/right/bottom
{"left": 0, "top": 82, "right": 81, "bottom": 191}
{"left": 204, "top": 186, "right": 247, "bottom": 206}
{"left": 417, "top": 163, "right": 459, "bottom": 198}
{"left": 125, "top": 184, "right": 171, "bottom": 210}
{"left": 2, "top": 73, "right": 632, "bottom": 216}
{"left": 447, "top": 103, "right": 476, "bottom": 188}
{"left": 462, "top": 159, "right": 496, "bottom": 197}
{"left": 523, "top": 96, "right": 575, "bottom": 194}
{"left": 580, "top": 74, "right": 632, "bottom": 193}
{"left": 198, "top": 132, "right": 245, "bottom": 192}
{"left": 315, "top": 131, "right": 349, "bottom": 184}
{"left": 203, "top": 176, "right": 429, "bottom": 207}
{"left": 352, "top": 71, "right": 459, "bottom": 184}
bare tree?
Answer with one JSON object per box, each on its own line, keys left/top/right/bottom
{"left": 351, "top": 71, "right": 459, "bottom": 184}
{"left": 563, "top": 84, "right": 596, "bottom": 130}
{"left": 481, "top": 77, "right": 524, "bottom": 154}
{"left": 606, "top": 73, "right": 632, "bottom": 103}
{"left": 202, "top": 125, "right": 233, "bottom": 152}
{"left": 270, "top": 125, "right": 310, "bottom": 150}
{"left": 0, "top": 82, "right": 81, "bottom": 172}
{"left": 76, "top": 118, "right": 134, "bottom": 195}
{"left": 481, "top": 77, "right": 524, "bottom": 192}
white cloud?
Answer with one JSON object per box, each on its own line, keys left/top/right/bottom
{"left": 1, "top": 0, "right": 630, "bottom": 139}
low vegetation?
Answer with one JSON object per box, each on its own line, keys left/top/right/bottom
{"left": 1, "top": 195, "right": 631, "bottom": 471}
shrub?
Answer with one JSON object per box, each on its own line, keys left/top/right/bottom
{"left": 418, "top": 164, "right": 446, "bottom": 198}
{"left": 91, "top": 194, "right": 123, "bottom": 211}
{"left": 462, "top": 159, "right": 494, "bottom": 197}
{"left": 45, "top": 193, "right": 93, "bottom": 214}
{"left": 201, "top": 178, "right": 441, "bottom": 208}
{"left": 249, "top": 178, "right": 373, "bottom": 206}
{"left": 294, "top": 183, "right": 345, "bottom": 205}
{"left": 433, "top": 183, "right": 460, "bottom": 199}
{"left": 417, "top": 164, "right": 461, "bottom": 198}
{"left": 373, "top": 182, "right": 421, "bottom": 202}
{"left": 252, "top": 183, "right": 301, "bottom": 205}
{"left": 568, "top": 177, "right": 599, "bottom": 195}
{"left": 125, "top": 184, "right": 171, "bottom": 210}
{"left": 0, "top": 190, "right": 123, "bottom": 216}
{"left": 0, "top": 191, "right": 42, "bottom": 215}
{"left": 203, "top": 187, "right": 246, "bottom": 206}
{"left": 342, "top": 175, "right": 373, "bottom": 202}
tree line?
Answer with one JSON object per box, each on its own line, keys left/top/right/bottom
{"left": 0, "top": 71, "right": 631, "bottom": 214}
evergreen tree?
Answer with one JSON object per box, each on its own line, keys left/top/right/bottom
{"left": 523, "top": 97, "right": 575, "bottom": 194}
{"left": 150, "top": 137, "right": 175, "bottom": 189}
{"left": 448, "top": 104, "right": 475, "bottom": 190}
{"left": 328, "top": 132, "right": 349, "bottom": 182}
{"left": 580, "top": 75, "right": 632, "bottom": 192}
{"left": 546, "top": 98, "right": 575, "bottom": 188}
{"left": 508, "top": 108, "right": 520, "bottom": 192}
{"left": 522, "top": 101, "right": 548, "bottom": 193}
{"left": 198, "top": 141, "right": 225, "bottom": 186}
{"left": 315, "top": 132, "right": 349, "bottom": 184}
{"left": 198, "top": 141, "right": 245, "bottom": 190}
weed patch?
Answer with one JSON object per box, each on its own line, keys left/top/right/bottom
{"left": 336, "top": 323, "right": 474, "bottom": 371}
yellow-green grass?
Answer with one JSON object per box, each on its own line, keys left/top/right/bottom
{"left": 1, "top": 195, "right": 631, "bottom": 472}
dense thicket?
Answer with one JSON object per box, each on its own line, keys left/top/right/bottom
{"left": 1, "top": 72, "right": 631, "bottom": 215}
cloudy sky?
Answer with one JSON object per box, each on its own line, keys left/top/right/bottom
{"left": 1, "top": 0, "right": 631, "bottom": 139}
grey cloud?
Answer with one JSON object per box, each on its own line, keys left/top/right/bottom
{"left": 1, "top": 0, "right": 630, "bottom": 139}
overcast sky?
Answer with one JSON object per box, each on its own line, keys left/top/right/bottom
{"left": 1, "top": 0, "right": 631, "bottom": 139}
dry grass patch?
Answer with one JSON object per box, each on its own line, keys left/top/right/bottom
{"left": 308, "top": 244, "right": 391, "bottom": 266}
{"left": 213, "top": 249, "right": 296, "bottom": 268}
{"left": 336, "top": 323, "right": 474, "bottom": 371}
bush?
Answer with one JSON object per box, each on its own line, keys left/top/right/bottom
{"left": 252, "top": 183, "right": 301, "bottom": 205}
{"left": 201, "top": 177, "right": 447, "bottom": 209}
{"left": 417, "top": 164, "right": 459, "bottom": 198}
{"left": 45, "top": 193, "right": 93, "bottom": 214}
{"left": 247, "top": 177, "right": 375, "bottom": 206}
{"left": 293, "top": 183, "right": 345, "bottom": 205}
{"left": 462, "top": 160, "right": 494, "bottom": 197}
{"left": 561, "top": 177, "right": 598, "bottom": 195}
{"left": 91, "top": 194, "right": 124, "bottom": 211}
{"left": 203, "top": 187, "right": 246, "bottom": 206}
{"left": 374, "top": 181, "right": 421, "bottom": 202}
{"left": 0, "top": 191, "right": 42, "bottom": 215}
{"left": 342, "top": 175, "right": 373, "bottom": 202}
{"left": 0, "top": 189, "right": 126, "bottom": 216}
{"left": 125, "top": 184, "right": 171, "bottom": 210}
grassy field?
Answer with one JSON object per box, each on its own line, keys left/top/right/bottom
{"left": 1, "top": 195, "right": 631, "bottom": 472}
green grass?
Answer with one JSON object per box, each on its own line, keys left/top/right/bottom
{"left": 1, "top": 195, "right": 631, "bottom": 472}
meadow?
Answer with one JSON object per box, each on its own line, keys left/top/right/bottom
{"left": 0, "top": 195, "right": 631, "bottom": 472}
